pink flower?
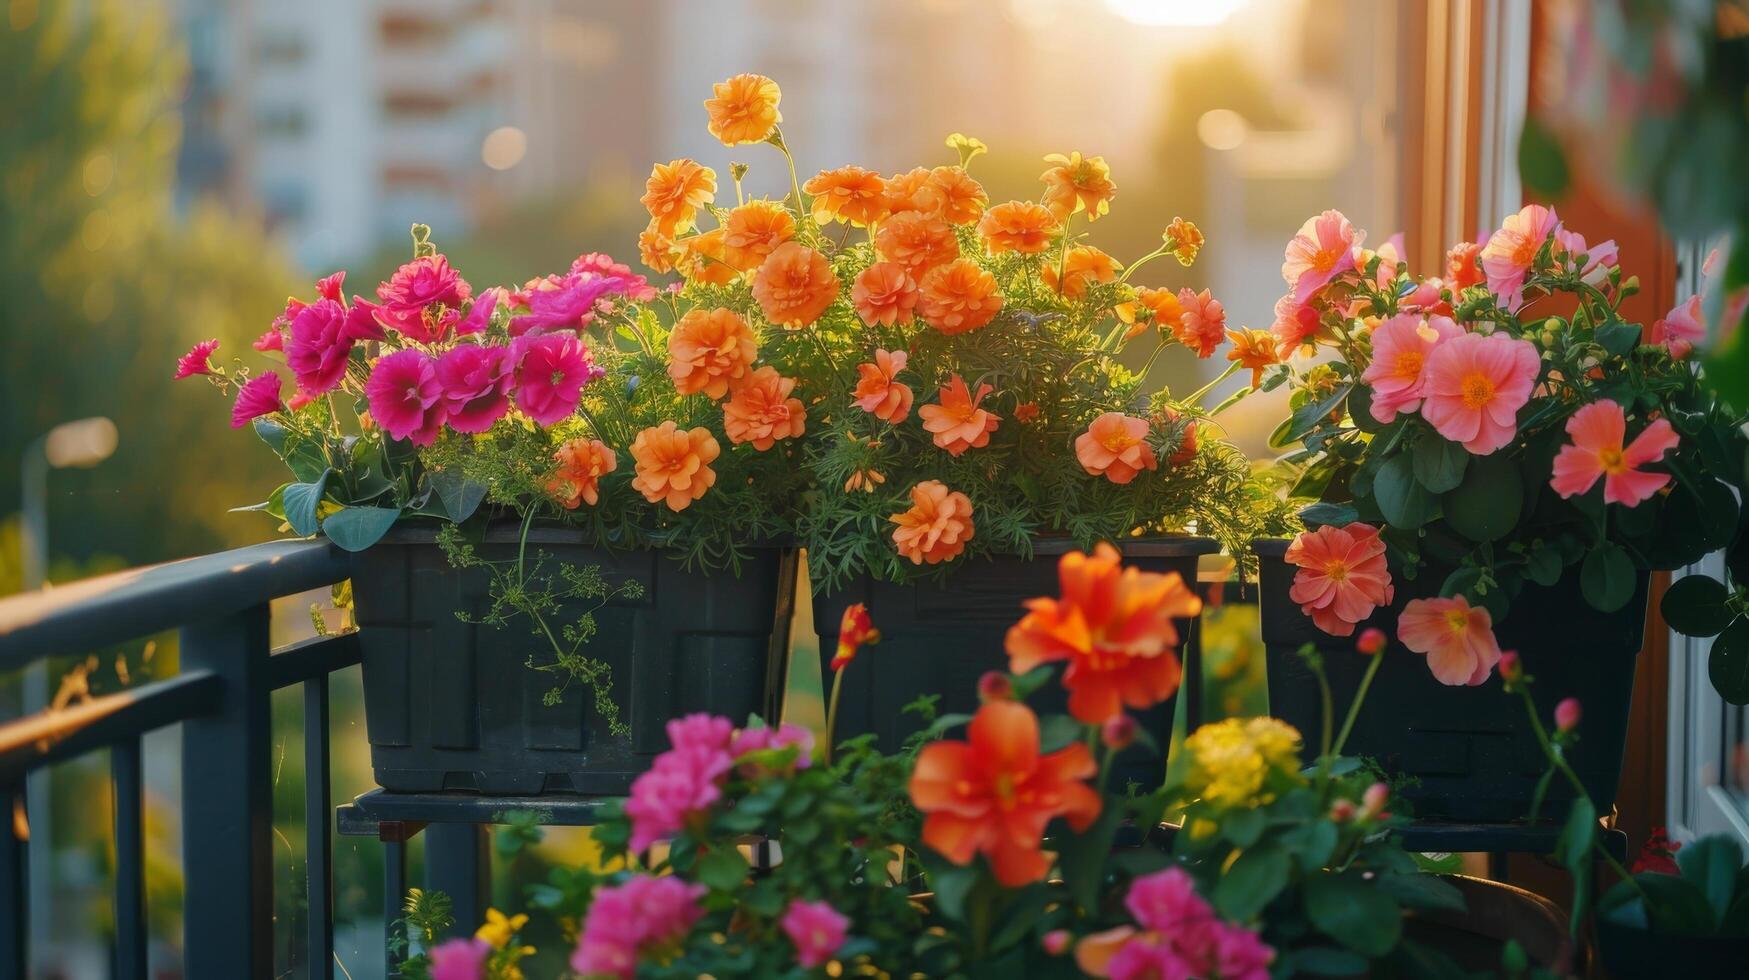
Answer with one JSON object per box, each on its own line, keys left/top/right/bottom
{"left": 1282, "top": 210, "right": 1363, "bottom": 303}
{"left": 286, "top": 299, "right": 355, "bottom": 395}
{"left": 1552, "top": 228, "right": 1618, "bottom": 285}
{"left": 253, "top": 327, "right": 284, "bottom": 352}
{"left": 435, "top": 344, "right": 514, "bottom": 434}
{"left": 511, "top": 331, "right": 602, "bottom": 427}
{"left": 1648, "top": 294, "right": 1705, "bottom": 358}
{"left": 427, "top": 937, "right": 489, "bottom": 980}
{"left": 781, "top": 899, "right": 849, "bottom": 969}
{"left": 508, "top": 272, "right": 634, "bottom": 336}
{"left": 1125, "top": 865, "right": 1211, "bottom": 932}
{"left": 1550, "top": 400, "right": 1679, "bottom": 507}
{"left": 1357, "top": 627, "right": 1387, "bottom": 655}
{"left": 1173, "top": 287, "right": 1227, "bottom": 358}
{"left": 374, "top": 254, "right": 473, "bottom": 342}
{"left": 572, "top": 875, "right": 706, "bottom": 980}
{"left": 1420, "top": 331, "right": 1540, "bottom": 454}
{"left": 1208, "top": 924, "right": 1275, "bottom": 980}
{"left": 1360, "top": 313, "right": 1461, "bottom": 423}
{"left": 1284, "top": 523, "right": 1394, "bottom": 637}
{"left": 314, "top": 270, "right": 346, "bottom": 302}
{"left": 1397, "top": 595, "right": 1501, "bottom": 686}
{"left": 451, "top": 287, "right": 505, "bottom": 337}
{"left": 1555, "top": 697, "right": 1582, "bottom": 733}
{"left": 1076, "top": 867, "right": 1274, "bottom": 980}
{"left": 667, "top": 713, "right": 735, "bottom": 754}
{"left": 1479, "top": 204, "right": 1559, "bottom": 311}
{"left": 1269, "top": 292, "right": 1321, "bottom": 357}
{"left": 230, "top": 371, "right": 284, "bottom": 428}
{"left": 341, "top": 298, "right": 387, "bottom": 342}
{"left": 572, "top": 252, "right": 657, "bottom": 301}
{"left": 623, "top": 719, "right": 737, "bottom": 853}
{"left": 175, "top": 339, "right": 220, "bottom": 380}
{"left": 731, "top": 723, "right": 815, "bottom": 774}
{"left": 365, "top": 349, "right": 447, "bottom": 445}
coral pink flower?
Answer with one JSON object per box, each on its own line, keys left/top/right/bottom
{"left": 781, "top": 899, "right": 848, "bottom": 969}
{"left": 1648, "top": 294, "right": 1705, "bottom": 358}
{"left": 1270, "top": 292, "right": 1322, "bottom": 357}
{"left": 852, "top": 348, "right": 914, "bottom": 423}
{"left": 919, "top": 375, "right": 1000, "bottom": 456}
{"left": 1553, "top": 228, "right": 1618, "bottom": 285}
{"left": 1398, "top": 595, "right": 1502, "bottom": 686}
{"left": 721, "top": 366, "right": 806, "bottom": 450}
{"left": 1284, "top": 523, "right": 1394, "bottom": 637}
{"left": 366, "top": 350, "right": 446, "bottom": 445}
{"left": 851, "top": 261, "right": 921, "bottom": 326}
{"left": 1360, "top": 313, "right": 1461, "bottom": 423}
{"left": 231, "top": 371, "right": 285, "bottom": 428}
{"left": 509, "top": 271, "right": 633, "bottom": 336}
{"left": 1172, "top": 288, "right": 1226, "bottom": 358}
{"left": 572, "top": 875, "right": 706, "bottom": 980}
{"left": 1550, "top": 400, "right": 1679, "bottom": 506}
{"left": 1447, "top": 240, "right": 1485, "bottom": 289}
{"left": 1282, "top": 210, "right": 1363, "bottom": 303}
{"left": 511, "top": 332, "right": 602, "bottom": 427}
{"left": 174, "top": 339, "right": 220, "bottom": 380}
{"left": 452, "top": 287, "right": 504, "bottom": 337}
{"left": 435, "top": 343, "right": 514, "bottom": 434}
{"left": 1555, "top": 697, "right": 1582, "bottom": 732}
{"left": 254, "top": 327, "right": 284, "bottom": 352}
{"left": 1420, "top": 331, "right": 1540, "bottom": 454}
{"left": 890, "top": 480, "right": 975, "bottom": 565}
{"left": 286, "top": 300, "right": 355, "bottom": 395}
{"left": 427, "top": 938, "right": 489, "bottom": 980}
{"left": 1480, "top": 204, "right": 1559, "bottom": 311}
{"left": 1075, "top": 413, "right": 1157, "bottom": 485}
{"left": 374, "top": 254, "right": 473, "bottom": 342}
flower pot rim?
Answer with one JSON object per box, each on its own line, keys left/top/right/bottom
{"left": 1251, "top": 537, "right": 1291, "bottom": 558}
{"left": 1029, "top": 533, "right": 1221, "bottom": 558}
{"left": 369, "top": 520, "right": 795, "bottom": 552}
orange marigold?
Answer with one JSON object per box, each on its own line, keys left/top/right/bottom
{"left": 918, "top": 259, "right": 1003, "bottom": 335}
{"left": 704, "top": 73, "right": 782, "bottom": 146}
{"left": 1135, "top": 287, "right": 1184, "bottom": 332}
{"left": 1075, "top": 412, "right": 1158, "bottom": 485}
{"left": 876, "top": 210, "right": 959, "bottom": 277}
{"left": 852, "top": 348, "right": 914, "bottom": 423}
{"left": 1164, "top": 216, "right": 1204, "bottom": 265}
{"left": 722, "top": 200, "right": 797, "bottom": 272}
{"left": 547, "top": 438, "right": 616, "bottom": 509}
{"left": 1042, "top": 246, "right": 1121, "bottom": 299}
{"left": 676, "top": 228, "right": 738, "bottom": 286}
{"left": 638, "top": 225, "right": 680, "bottom": 274}
{"left": 919, "top": 375, "right": 1001, "bottom": 456}
{"left": 881, "top": 166, "right": 942, "bottom": 217}
{"left": 928, "top": 165, "right": 988, "bottom": 224}
{"left": 1226, "top": 327, "right": 1279, "bottom": 389}
{"left": 978, "top": 201, "right": 1059, "bottom": 255}
{"left": 890, "top": 479, "right": 975, "bottom": 565}
{"left": 629, "top": 421, "right": 720, "bottom": 512}
{"left": 751, "top": 242, "right": 840, "bottom": 328}
{"left": 1172, "top": 288, "right": 1226, "bottom": 358}
{"left": 803, "top": 166, "right": 889, "bottom": 227}
{"left": 667, "top": 307, "right": 758, "bottom": 399}
{"left": 641, "top": 158, "right": 716, "bottom": 235}
{"left": 1040, "top": 151, "right": 1116, "bottom": 223}
{"left": 722, "top": 366, "right": 806, "bottom": 450}
{"left": 851, "top": 262, "right": 920, "bottom": 326}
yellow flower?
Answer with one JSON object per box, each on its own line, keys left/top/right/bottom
{"left": 946, "top": 132, "right": 988, "bottom": 168}
{"left": 1181, "top": 717, "right": 1303, "bottom": 809}
{"left": 705, "top": 73, "right": 782, "bottom": 146}
{"left": 475, "top": 907, "right": 528, "bottom": 950}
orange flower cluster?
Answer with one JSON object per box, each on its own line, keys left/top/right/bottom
{"left": 919, "top": 376, "right": 1000, "bottom": 456}
{"left": 751, "top": 242, "right": 840, "bottom": 328}
{"left": 804, "top": 166, "right": 887, "bottom": 227}
{"left": 890, "top": 480, "right": 974, "bottom": 565}
{"left": 853, "top": 349, "right": 914, "bottom": 423}
{"left": 629, "top": 422, "right": 720, "bottom": 512}
{"left": 705, "top": 73, "right": 782, "bottom": 146}
{"left": 723, "top": 200, "right": 796, "bottom": 272}
{"left": 668, "top": 308, "right": 758, "bottom": 399}
{"left": 1075, "top": 413, "right": 1157, "bottom": 485}
{"left": 978, "top": 201, "right": 1058, "bottom": 255}
{"left": 548, "top": 438, "right": 616, "bottom": 509}
{"left": 722, "top": 366, "right": 806, "bottom": 450}
{"left": 918, "top": 259, "right": 1002, "bottom": 335}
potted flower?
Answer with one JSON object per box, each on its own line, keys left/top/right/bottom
{"left": 1252, "top": 205, "right": 1748, "bottom": 819}
{"left": 178, "top": 227, "right": 798, "bottom": 795}
{"left": 624, "top": 72, "right": 1296, "bottom": 773}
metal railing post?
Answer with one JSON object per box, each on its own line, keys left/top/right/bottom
{"left": 1, "top": 784, "right": 25, "bottom": 980}
{"left": 424, "top": 823, "right": 489, "bottom": 940}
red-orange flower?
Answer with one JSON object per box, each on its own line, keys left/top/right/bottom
{"left": 804, "top": 166, "right": 889, "bottom": 227}
{"left": 978, "top": 201, "right": 1058, "bottom": 255}
{"left": 641, "top": 158, "right": 716, "bottom": 235}
{"left": 1135, "top": 287, "right": 1184, "bottom": 331}
{"left": 890, "top": 480, "right": 974, "bottom": 565}
{"left": 929, "top": 165, "right": 988, "bottom": 224}
{"left": 1014, "top": 401, "right": 1041, "bottom": 424}
{"left": 1005, "top": 543, "right": 1201, "bottom": 723}
{"left": 547, "top": 438, "right": 616, "bottom": 509}
{"left": 876, "top": 210, "right": 959, "bottom": 277}
{"left": 723, "top": 200, "right": 797, "bottom": 272}
{"left": 851, "top": 262, "right": 920, "bottom": 326}
{"left": 667, "top": 307, "right": 758, "bottom": 399}
{"left": 1284, "top": 523, "right": 1394, "bottom": 638}
{"left": 909, "top": 699, "right": 1101, "bottom": 886}
{"left": 1172, "top": 287, "right": 1226, "bottom": 358}
{"left": 1226, "top": 328, "right": 1279, "bottom": 389}
{"left": 722, "top": 366, "right": 806, "bottom": 450}
{"left": 881, "top": 167, "right": 942, "bottom": 217}
{"left": 919, "top": 375, "right": 1000, "bottom": 456}
{"left": 1042, "top": 246, "right": 1121, "bottom": 299}
{"left": 1040, "top": 151, "right": 1115, "bottom": 222}
{"left": 676, "top": 229, "right": 738, "bottom": 286}
{"left": 918, "top": 259, "right": 1003, "bottom": 335}
{"left": 1074, "top": 413, "right": 1157, "bottom": 485}
{"left": 629, "top": 421, "right": 720, "bottom": 512}
{"left": 852, "top": 348, "right": 914, "bottom": 423}
{"left": 751, "top": 242, "right": 840, "bottom": 328}
{"left": 705, "top": 73, "right": 782, "bottom": 146}
{"left": 831, "top": 603, "right": 881, "bottom": 671}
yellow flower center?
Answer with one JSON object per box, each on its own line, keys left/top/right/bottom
{"left": 1101, "top": 430, "right": 1137, "bottom": 453}
{"left": 1323, "top": 560, "right": 1349, "bottom": 582}
{"left": 1444, "top": 609, "right": 1470, "bottom": 634}
{"left": 1312, "top": 247, "right": 1343, "bottom": 273}
{"left": 1459, "top": 372, "right": 1496, "bottom": 409}
{"left": 1392, "top": 350, "right": 1425, "bottom": 382}
{"left": 1599, "top": 446, "right": 1627, "bottom": 474}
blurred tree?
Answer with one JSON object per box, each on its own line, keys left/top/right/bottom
{"left": 0, "top": 0, "right": 300, "bottom": 575}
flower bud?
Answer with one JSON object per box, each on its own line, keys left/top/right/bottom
{"left": 977, "top": 671, "right": 1012, "bottom": 702}
{"left": 1101, "top": 714, "right": 1138, "bottom": 751}
{"left": 1356, "top": 627, "right": 1387, "bottom": 656}
{"left": 1555, "top": 697, "right": 1582, "bottom": 733}
{"left": 1328, "top": 799, "right": 1357, "bottom": 822}
{"left": 1499, "top": 650, "right": 1521, "bottom": 684}
{"left": 1361, "top": 782, "right": 1390, "bottom": 819}
{"left": 1041, "top": 930, "right": 1071, "bottom": 956}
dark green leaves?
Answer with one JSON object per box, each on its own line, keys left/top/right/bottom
{"left": 1412, "top": 436, "right": 1469, "bottom": 494}
{"left": 1709, "top": 618, "right": 1749, "bottom": 705}
{"left": 1285, "top": 383, "right": 1354, "bottom": 445}
{"left": 282, "top": 469, "right": 334, "bottom": 537}
{"left": 1443, "top": 453, "right": 1521, "bottom": 542}
{"left": 1374, "top": 453, "right": 1441, "bottom": 529}
{"left": 1556, "top": 796, "right": 1597, "bottom": 934}
{"left": 1662, "top": 575, "right": 1736, "bottom": 637}
{"left": 1300, "top": 502, "right": 1360, "bottom": 529}
{"left": 1214, "top": 844, "right": 1290, "bottom": 920}
{"left": 1303, "top": 872, "right": 1403, "bottom": 957}
{"left": 1676, "top": 835, "right": 1743, "bottom": 920}
{"left": 695, "top": 848, "right": 750, "bottom": 892}
{"left": 428, "top": 467, "right": 488, "bottom": 523}
{"left": 1580, "top": 543, "right": 1637, "bottom": 612}
{"left": 321, "top": 506, "right": 401, "bottom": 551}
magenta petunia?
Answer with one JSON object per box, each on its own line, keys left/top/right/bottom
{"left": 231, "top": 372, "right": 284, "bottom": 428}
{"left": 781, "top": 899, "right": 849, "bottom": 969}
{"left": 175, "top": 339, "right": 221, "bottom": 380}
{"left": 374, "top": 254, "right": 473, "bottom": 343}
{"left": 452, "top": 287, "right": 505, "bottom": 338}
{"left": 508, "top": 272, "right": 634, "bottom": 336}
{"left": 365, "top": 349, "right": 447, "bottom": 445}
{"left": 286, "top": 299, "right": 355, "bottom": 395}
{"left": 572, "top": 252, "right": 658, "bottom": 301}
{"left": 511, "top": 331, "right": 602, "bottom": 427}
{"left": 342, "top": 298, "right": 387, "bottom": 342}
{"left": 315, "top": 270, "right": 346, "bottom": 303}
{"left": 434, "top": 343, "right": 514, "bottom": 434}
{"left": 571, "top": 875, "right": 705, "bottom": 980}
{"left": 253, "top": 328, "right": 283, "bottom": 352}
{"left": 426, "top": 937, "right": 489, "bottom": 980}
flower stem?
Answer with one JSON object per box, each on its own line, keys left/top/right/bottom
{"left": 1184, "top": 362, "right": 1241, "bottom": 407}
{"left": 1330, "top": 652, "right": 1383, "bottom": 758}
{"left": 1119, "top": 246, "right": 1167, "bottom": 284}
{"left": 823, "top": 666, "right": 845, "bottom": 764}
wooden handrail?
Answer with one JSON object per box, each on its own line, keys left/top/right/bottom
{"left": 0, "top": 671, "right": 224, "bottom": 783}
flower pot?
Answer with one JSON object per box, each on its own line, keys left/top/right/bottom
{"left": 814, "top": 536, "right": 1219, "bottom": 791}
{"left": 1253, "top": 538, "right": 1646, "bottom": 822}
{"left": 351, "top": 525, "right": 796, "bottom": 795}
{"left": 1597, "top": 917, "right": 1749, "bottom": 978}
{"left": 1403, "top": 875, "right": 1574, "bottom": 973}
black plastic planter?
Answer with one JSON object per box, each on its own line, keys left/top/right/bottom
{"left": 352, "top": 525, "right": 795, "bottom": 795}
{"left": 1598, "top": 919, "right": 1749, "bottom": 978}
{"left": 813, "top": 536, "right": 1219, "bottom": 791}
{"left": 1254, "top": 538, "right": 1646, "bottom": 822}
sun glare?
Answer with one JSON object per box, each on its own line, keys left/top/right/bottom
{"left": 1103, "top": 0, "right": 1248, "bottom": 27}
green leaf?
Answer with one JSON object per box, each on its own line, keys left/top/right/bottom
{"left": 1595, "top": 319, "right": 1642, "bottom": 357}
{"left": 1518, "top": 114, "right": 1570, "bottom": 198}
{"left": 230, "top": 483, "right": 289, "bottom": 521}
{"left": 1222, "top": 807, "right": 1265, "bottom": 848}
{"left": 924, "top": 859, "right": 976, "bottom": 922}
{"left": 1287, "top": 946, "right": 1370, "bottom": 977}
{"left": 1412, "top": 436, "right": 1469, "bottom": 493}
{"left": 1376, "top": 872, "right": 1467, "bottom": 913}
{"left": 1709, "top": 619, "right": 1749, "bottom": 705}
{"left": 1303, "top": 871, "right": 1403, "bottom": 957}
{"left": 254, "top": 418, "right": 329, "bottom": 483}
{"left": 1285, "top": 383, "right": 1354, "bottom": 445}
{"left": 1580, "top": 543, "right": 1637, "bottom": 613}
{"left": 1556, "top": 795, "right": 1596, "bottom": 934}
{"left": 1523, "top": 544, "right": 1564, "bottom": 587}
{"left": 1215, "top": 844, "right": 1290, "bottom": 921}
{"left": 1444, "top": 453, "right": 1522, "bottom": 542}
{"left": 1280, "top": 820, "right": 1339, "bottom": 873}
{"left": 1058, "top": 803, "right": 1122, "bottom": 911}
{"left": 1676, "top": 835, "right": 1743, "bottom": 920}
{"left": 321, "top": 506, "right": 402, "bottom": 552}
{"left": 1637, "top": 871, "right": 1719, "bottom": 935}
{"left": 1374, "top": 452, "right": 1442, "bottom": 529}
{"left": 428, "top": 468, "right": 488, "bottom": 523}
{"left": 1299, "top": 502, "right": 1360, "bottom": 528}
{"left": 1348, "top": 385, "right": 1383, "bottom": 434}
{"left": 1662, "top": 575, "right": 1736, "bottom": 637}
{"left": 282, "top": 469, "right": 334, "bottom": 538}
{"left": 695, "top": 848, "right": 749, "bottom": 892}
